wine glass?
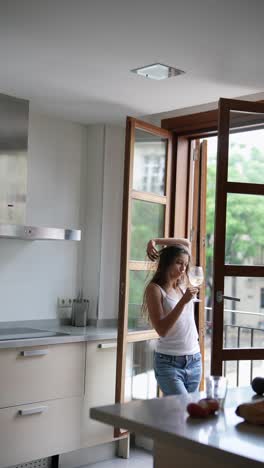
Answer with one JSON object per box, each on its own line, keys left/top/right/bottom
{"left": 188, "top": 266, "right": 204, "bottom": 302}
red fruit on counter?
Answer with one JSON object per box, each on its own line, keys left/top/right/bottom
{"left": 198, "top": 398, "right": 219, "bottom": 414}
{"left": 187, "top": 402, "right": 210, "bottom": 418}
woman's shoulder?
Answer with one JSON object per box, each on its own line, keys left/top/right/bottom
{"left": 146, "top": 282, "right": 164, "bottom": 296}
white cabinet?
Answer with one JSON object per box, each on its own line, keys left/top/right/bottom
{"left": 81, "top": 340, "right": 117, "bottom": 447}
{"left": 0, "top": 338, "right": 123, "bottom": 467}
{"left": 0, "top": 342, "right": 85, "bottom": 408}
{"left": 0, "top": 342, "right": 85, "bottom": 468}
{"left": 0, "top": 397, "right": 82, "bottom": 468}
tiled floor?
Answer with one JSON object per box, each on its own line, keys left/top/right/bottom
{"left": 81, "top": 449, "right": 153, "bottom": 468}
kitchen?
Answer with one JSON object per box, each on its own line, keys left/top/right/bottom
{"left": 0, "top": 93, "right": 128, "bottom": 467}
{"left": 0, "top": 2, "right": 264, "bottom": 468}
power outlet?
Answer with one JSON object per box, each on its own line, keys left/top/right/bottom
{"left": 57, "top": 297, "right": 73, "bottom": 308}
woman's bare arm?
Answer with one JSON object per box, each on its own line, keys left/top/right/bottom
{"left": 155, "top": 237, "right": 191, "bottom": 248}
{"left": 147, "top": 238, "right": 191, "bottom": 261}
{"left": 146, "top": 283, "right": 196, "bottom": 337}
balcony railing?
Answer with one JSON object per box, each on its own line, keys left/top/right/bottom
{"left": 205, "top": 307, "right": 264, "bottom": 387}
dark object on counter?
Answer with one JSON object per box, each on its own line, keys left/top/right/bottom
{"left": 251, "top": 377, "right": 264, "bottom": 395}
{"left": 72, "top": 298, "right": 89, "bottom": 327}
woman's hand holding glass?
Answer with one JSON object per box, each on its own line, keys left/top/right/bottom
{"left": 182, "top": 287, "right": 199, "bottom": 304}
{"left": 188, "top": 266, "right": 204, "bottom": 302}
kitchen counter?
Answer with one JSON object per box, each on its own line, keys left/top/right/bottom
{"left": 90, "top": 386, "right": 264, "bottom": 468}
{"left": 0, "top": 323, "right": 117, "bottom": 349}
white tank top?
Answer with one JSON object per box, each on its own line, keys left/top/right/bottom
{"left": 155, "top": 285, "right": 200, "bottom": 356}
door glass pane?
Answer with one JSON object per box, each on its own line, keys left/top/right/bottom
{"left": 133, "top": 129, "right": 167, "bottom": 195}
{"left": 228, "top": 129, "right": 264, "bottom": 185}
{"left": 223, "top": 360, "right": 264, "bottom": 388}
{"left": 130, "top": 199, "right": 164, "bottom": 261}
{"left": 125, "top": 340, "right": 158, "bottom": 402}
{"left": 128, "top": 270, "right": 152, "bottom": 331}
{"left": 225, "top": 194, "right": 264, "bottom": 266}
{"left": 223, "top": 276, "right": 264, "bottom": 349}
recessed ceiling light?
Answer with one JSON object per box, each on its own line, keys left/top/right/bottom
{"left": 131, "top": 63, "right": 185, "bottom": 80}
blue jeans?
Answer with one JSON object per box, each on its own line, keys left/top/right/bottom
{"left": 154, "top": 351, "right": 202, "bottom": 396}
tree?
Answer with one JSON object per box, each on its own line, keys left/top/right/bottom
{"left": 206, "top": 137, "right": 264, "bottom": 316}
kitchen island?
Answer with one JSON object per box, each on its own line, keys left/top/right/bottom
{"left": 91, "top": 386, "right": 264, "bottom": 468}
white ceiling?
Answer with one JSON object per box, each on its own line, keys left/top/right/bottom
{"left": 0, "top": 0, "right": 263, "bottom": 125}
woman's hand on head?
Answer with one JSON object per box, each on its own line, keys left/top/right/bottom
{"left": 147, "top": 239, "right": 159, "bottom": 261}
{"left": 182, "top": 287, "right": 198, "bottom": 304}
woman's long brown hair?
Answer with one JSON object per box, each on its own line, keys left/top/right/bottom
{"left": 142, "top": 244, "right": 191, "bottom": 321}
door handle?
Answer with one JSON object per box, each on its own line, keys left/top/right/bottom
{"left": 18, "top": 406, "right": 48, "bottom": 416}
{"left": 223, "top": 295, "right": 240, "bottom": 302}
{"left": 20, "top": 349, "right": 49, "bottom": 357}
{"left": 97, "top": 343, "right": 117, "bottom": 349}
{"left": 216, "top": 291, "right": 240, "bottom": 303}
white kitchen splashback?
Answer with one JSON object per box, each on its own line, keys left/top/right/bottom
{"left": 0, "top": 111, "right": 87, "bottom": 322}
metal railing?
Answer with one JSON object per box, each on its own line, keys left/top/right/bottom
{"left": 205, "top": 306, "right": 264, "bottom": 387}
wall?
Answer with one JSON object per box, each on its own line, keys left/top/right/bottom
{"left": 98, "top": 126, "right": 125, "bottom": 319}
{"left": 142, "top": 91, "right": 264, "bottom": 127}
{"left": 81, "top": 125, "right": 125, "bottom": 319}
{"left": 0, "top": 111, "right": 87, "bottom": 322}
{"left": 81, "top": 125, "right": 105, "bottom": 319}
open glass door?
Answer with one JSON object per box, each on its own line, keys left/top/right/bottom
{"left": 212, "top": 98, "right": 264, "bottom": 383}
{"left": 115, "top": 118, "right": 173, "bottom": 436}
{"left": 188, "top": 139, "right": 207, "bottom": 388}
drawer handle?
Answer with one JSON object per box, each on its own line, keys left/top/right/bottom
{"left": 20, "top": 349, "right": 49, "bottom": 357}
{"left": 18, "top": 406, "right": 48, "bottom": 416}
{"left": 97, "top": 343, "right": 117, "bottom": 349}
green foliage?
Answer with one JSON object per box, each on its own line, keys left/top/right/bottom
{"left": 206, "top": 138, "right": 264, "bottom": 295}
{"left": 130, "top": 200, "right": 164, "bottom": 260}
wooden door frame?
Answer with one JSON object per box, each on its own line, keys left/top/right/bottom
{"left": 162, "top": 98, "right": 264, "bottom": 376}
{"left": 212, "top": 98, "right": 264, "bottom": 374}
{"left": 115, "top": 98, "right": 264, "bottom": 417}
{"left": 115, "top": 117, "right": 173, "bottom": 412}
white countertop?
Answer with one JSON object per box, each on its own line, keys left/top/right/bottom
{"left": 91, "top": 386, "right": 264, "bottom": 465}
{"left": 0, "top": 324, "right": 117, "bottom": 348}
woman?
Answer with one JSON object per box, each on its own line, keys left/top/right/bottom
{"left": 143, "top": 237, "right": 202, "bottom": 396}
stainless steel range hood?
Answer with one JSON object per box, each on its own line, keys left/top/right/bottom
{"left": 0, "top": 93, "right": 81, "bottom": 241}
{"left": 0, "top": 224, "right": 81, "bottom": 241}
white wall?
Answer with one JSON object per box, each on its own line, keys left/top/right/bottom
{"left": 81, "top": 125, "right": 105, "bottom": 319}
{"left": 142, "top": 91, "right": 264, "bottom": 127}
{"left": 81, "top": 125, "right": 125, "bottom": 319}
{"left": 0, "top": 111, "right": 87, "bottom": 322}
{"left": 98, "top": 126, "right": 125, "bottom": 320}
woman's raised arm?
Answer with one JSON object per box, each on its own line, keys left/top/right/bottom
{"left": 147, "top": 238, "right": 191, "bottom": 261}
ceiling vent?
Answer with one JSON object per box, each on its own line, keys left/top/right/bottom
{"left": 131, "top": 63, "right": 185, "bottom": 80}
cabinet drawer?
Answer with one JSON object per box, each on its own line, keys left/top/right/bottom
{"left": 0, "top": 342, "right": 85, "bottom": 408}
{"left": 0, "top": 397, "right": 81, "bottom": 468}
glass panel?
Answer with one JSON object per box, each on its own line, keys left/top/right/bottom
{"left": 133, "top": 129, "right": 167, "bottom": 195}
{"left": 223, "top": 361, "right": 237, "bottom": 388}
{"left": 124, "top": 340, "right": 158, "bottom": 402}
{"left": 130, "top": 199, "right": 164, "bottom": 261}
{"left": 223, "top": 360, "right": 264, "bottom": 388}
{"left": 228, "top": 112, "right": 264, "bottom": 185}
{"left": 223, "top": 276, "right": 264, "bottom": 349}
{"left": 128, "top": 270, "right": 152, "bottom": 331}
{"left": 204, "top": 136, "right": 217, "bottom": 380}
{"left": 205, "top": 305, "right": 212, "bottom": 378}
{"left": 225, "top": 194, "right": 264, "bottom": 265}
{"left": 252, "top": 359, "right": 264, "bottom": 380}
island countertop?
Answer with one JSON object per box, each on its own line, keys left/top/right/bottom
{"left": 91, "top": 386, "right": 264, "bottom": 467}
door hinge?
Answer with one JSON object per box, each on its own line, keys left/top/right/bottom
{"left": 120, "top": 282, "right": 125, "bottom": 296}
{"left": 190, "top": 227, "right": 195, "bottom": 242}
{"left": 192, "top": 148, "right": 199, "bottom": 161}
{"left": 216, "top": 290, "right": 223, "bottom": 303}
